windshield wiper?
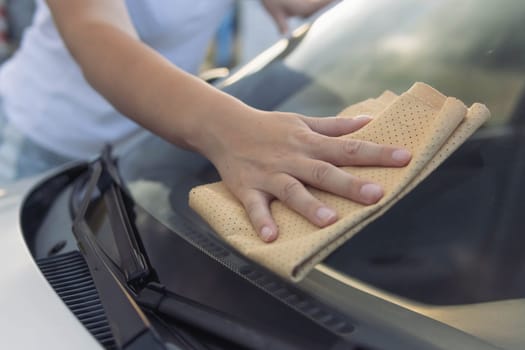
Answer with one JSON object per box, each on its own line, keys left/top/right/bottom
{"left": 76, "top": 146, "right": 153, "bottom": 289}
{"left": 72, "top": 147, "right": 166, "bottom": 350}
{"left": 73, "top": 147, "right": 310, "bottom": 349}
{"left": 99, "top": 147, "right": 152, "bottom": 288}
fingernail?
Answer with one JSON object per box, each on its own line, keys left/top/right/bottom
{"left": 316, "top": 207, "right": 336, "bottom": 223}
{"left": 360, "top": 184, "right": 383, "bottom": 204}
{"left": 260, "top": 226, "right": 275, "bottom": 242}
{"left": 354, "top": 114, "right": 372, "bottom": 122}
{"left": 391, "top": 149, "right": 411, "bottom": 163}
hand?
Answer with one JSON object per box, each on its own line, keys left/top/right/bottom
{"left": 200, "top": 109, "right": 411, "bottom": 243}
{"left": 46, "top": 0, "right": 407, "bottom": 245}
{"left": 261, "top": 0, "right": 336, "bottom": 34}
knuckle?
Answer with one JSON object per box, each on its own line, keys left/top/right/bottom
{"left": 311, "top": 162, "right": 331, "bottom": 185}
{"left": 294, "top": 130, "right": 320, "bottom": 148}
{"left": 343, "top": 139, "right": 363, "bottom": 156}
{"left": 280, "top": 180, "right": 302, "bottom": 204}
{"left": 307, "top": 117, "right": 322, "bottom": 130}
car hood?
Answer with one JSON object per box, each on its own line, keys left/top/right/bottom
{"left": 0, "top": 173, "right": 101, "bottom": 350}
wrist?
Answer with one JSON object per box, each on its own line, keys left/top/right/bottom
{"left": 182, "top": 95, "right": 262, "bottom": 161}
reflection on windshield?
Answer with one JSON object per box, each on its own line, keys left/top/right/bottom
{"left": 277, "top": 0, "right": 525, "bottom": 124}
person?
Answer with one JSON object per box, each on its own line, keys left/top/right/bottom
{"left": 0, "top": 0, "right": 411, "bottom": 242}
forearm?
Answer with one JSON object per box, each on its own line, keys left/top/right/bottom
{"left": 50, "top": 8, "right": 253, "bottom": 154}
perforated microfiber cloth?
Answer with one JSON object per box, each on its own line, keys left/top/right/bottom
{"left": 189, "top": 82, "right": 490, "bottom": 282}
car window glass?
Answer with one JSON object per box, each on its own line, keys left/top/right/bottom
{"left": 276, "top": 0, "right": 525, "bottom": 125}
{"left": 119, "top": 0, "right": 525, "bottom": 306}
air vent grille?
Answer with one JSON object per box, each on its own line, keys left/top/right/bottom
{"left": 37, "top": 251, "right": 117, "bottom": 349}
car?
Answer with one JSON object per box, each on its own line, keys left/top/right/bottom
{"left": 1, "top": 0, "right": 524, "bottom": 349}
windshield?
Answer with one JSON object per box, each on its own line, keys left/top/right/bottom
{"left": 118, "top": 0, "right": 525, "bottom": 306}
{"left": 221, "top": 0, "right": 525, "bottom": 125}
{"left": 283, "top": 1, "right": 524, "bottom": 123}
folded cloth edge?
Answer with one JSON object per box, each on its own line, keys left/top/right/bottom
{"left": 291, "top": 103, "right": 491, "bottom": 281}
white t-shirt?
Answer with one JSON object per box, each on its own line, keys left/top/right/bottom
{"left": 0, "top": 0, "right": 234, "bottom": 158}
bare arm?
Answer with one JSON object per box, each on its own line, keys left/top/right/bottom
{"left": 46, "top": 0, "right": 411, "bottom": 242}
{"left": 46, "top": 0, "right": 251, "bottom": 150}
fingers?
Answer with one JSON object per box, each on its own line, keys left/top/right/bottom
{"left": 291, "top": 159, "right": 384, "bottom": 205}
{"left": 238, "top": 162, "right": 382, "bottom": 243}
{"left": 262, "top": 0, "right": 335, "bottom": 34}
{"left": 273, "top": 11, "right": 289, "bottom": 35}
{"left": 237, "top": 160, "right": 385, "bottom": 243}
{"left": 239, "top": 190, "right": 279, "bottom": 243}
{"left": 301, "top": 0, "right": 336, "bottom": 17}
{"left": 307, "top": 136, "right": 412, "bottom": 167}
{"left": 239, "top": 181, "right": 338, "bottom": 243}
{"left": 262, "top": 2, "right": 289, "bottom": 34}
{"left": 264, "top": 173, "right": 338, "bottom": 228}
{"left": 300, "top": 115, "right": 412, "bottom": 167}
{"left": 301, "top": 115, "right": 372, "bottom": 136}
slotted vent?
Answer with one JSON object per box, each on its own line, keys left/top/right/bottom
{"left": 37, "top": 251, "right": 117, "bottom": 349}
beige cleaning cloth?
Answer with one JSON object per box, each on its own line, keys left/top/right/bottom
{"left": 189, "top": 82, "right": 490, "bottom": 281}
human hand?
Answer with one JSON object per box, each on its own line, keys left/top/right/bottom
{"left": 261, "top": 0, "right": 336, "bottom": 34}
{"left": 198, "top": 109, "right": 411, "bottom": 243}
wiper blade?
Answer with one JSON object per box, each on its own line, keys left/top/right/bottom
{"left": 99, "top": 148, "right": 151, "bottom": 287}
{"left": 76, "top": 146, "right": 152, "bottom": 289}
{"left": 74, "top": 148, "right": 276, "bottom": 349}
{"left": 72, "top": 147, "right": 164, "bottom": 349}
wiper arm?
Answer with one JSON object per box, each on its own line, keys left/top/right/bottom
{"left": 75, "top": 146, "right": 152, "bottom": 290}
{"left": 99, "top": 148, "right": 151, "bottom": 287}
{"left": 72, "top": 147, "right": 164, "bottom": 349}
{"left": 74, "top": 149, "right": 276, "bottom": 349}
